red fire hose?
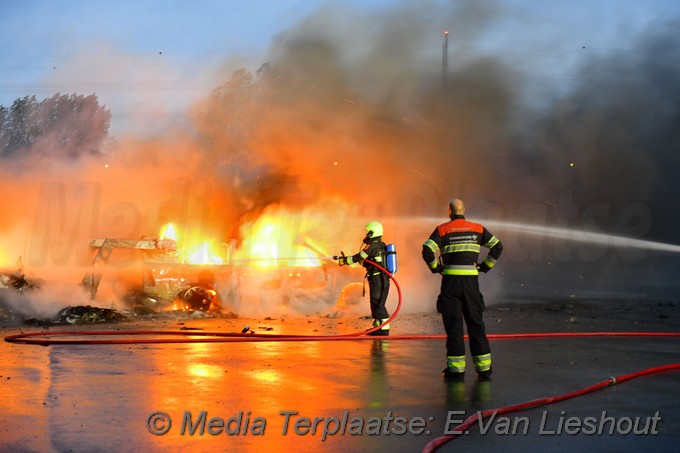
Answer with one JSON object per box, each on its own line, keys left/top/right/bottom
{"left": 4, "top": 260, "right": 401, "bottom": 346}
{"left": 4, "top": 261, "right": 680, "bottom": 453}
{"left": 423, "top": 360, "right": 680, "bottom": 452}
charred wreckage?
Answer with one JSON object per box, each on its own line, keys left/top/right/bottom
{"left": 1, "top": 231, "right": 358, "bottom": 325}
{"left": 80, "top": 233, "right": 349, "bottom": 316}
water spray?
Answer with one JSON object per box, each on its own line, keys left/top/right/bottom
{"left": 484, "top": 220, "right": 680, "bottom": 253}
{"left": 410, "top": 217, "right": 680, "bottom": 253}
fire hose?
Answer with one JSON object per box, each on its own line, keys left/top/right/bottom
{"left": 5, "top": 260, "right": 680, "bottom": 452}
{"left": 422, "top": 361, "right": 680, "bottom": 453}
{"left": 4, "top": 259, "right": 401, "bottom": 345}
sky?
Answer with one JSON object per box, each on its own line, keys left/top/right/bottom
{"left": 1, "top": 0, "right": 395, "bottom": 135}
{"left": 1, "top": 0, "right": 680, "bottom": 314}
{"left": 2, "top": 0, "right": 678, "bottom": 135}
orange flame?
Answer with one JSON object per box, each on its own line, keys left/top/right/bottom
{"left": 159, "top": 223, "right": 177, "bottom": 241}
{"left": 158, "top": 206, "right": 326, "bottom": 268}
{"left": 0, "top": 249, "right": 8, "bottom": 269}
{"left": 187, "top": 242, "right": 224, "bottom": 265}
{"left": 233, "top": 208, "right": 322, "bottom": 267}
{"left": 158, "top": 222, "right": 225, "bottom": 265}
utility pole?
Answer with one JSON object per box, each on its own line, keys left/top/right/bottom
{"left": 442, "top": 30, "right": 449, "bottom": 87}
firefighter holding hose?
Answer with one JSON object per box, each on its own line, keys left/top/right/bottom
{"left": 335, "top": 221, "right": 391, "bottom": 336}
{"left": 422, "top": 199, "right": 503, "bottom": 381}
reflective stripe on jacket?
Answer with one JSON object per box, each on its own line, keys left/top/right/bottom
{"left": 347, "top": 238, "right": 386, "bottom": 276}
{"left": 422, "top": 215, "right": 502, "bottom": 276}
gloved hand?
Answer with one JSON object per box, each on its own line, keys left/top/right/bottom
{"left": 430, "top": 264, "right": 443, "bottom": 274}
{"left": 476, "top": 262, "right": 490, "bottom": 273}
{"left": 333, "top": 254, "right": 347, "bottom": 266}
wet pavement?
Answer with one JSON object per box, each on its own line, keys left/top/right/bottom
{"left": 2, "top": 318, "right": 680, "bottom": 453}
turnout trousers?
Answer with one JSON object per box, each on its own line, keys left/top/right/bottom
{"left": 437, "top": 275, "right": 491, "bottom": 366}
{"left": 368, "top": 273, "right": 390, "bottom": 320}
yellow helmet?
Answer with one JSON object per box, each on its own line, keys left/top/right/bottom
{"left": 365, "top": 221, "right": 384, "bottom": 238}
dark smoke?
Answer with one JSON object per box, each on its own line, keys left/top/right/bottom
{"left": 526, "top": 20, "right": 680, "bottom": 240}
{"left": 2, "top": 1, "right": 679, "bottom": 313}
{"left": 497, "top": 19, "right": 680, "bottom": 298}
{"left": 197, "top": 2, "right": 680, "bottom": 300}
{"left": 222, "top": 2, "right": 680, "bottom": 301}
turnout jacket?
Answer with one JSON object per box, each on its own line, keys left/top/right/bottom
{"left": 346, "top": 237, "right": 387, "bottom": 276}
{"left": 422, "top": 215, "right": 502, "bottom": 276}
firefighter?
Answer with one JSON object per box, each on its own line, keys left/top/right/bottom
{"left": 336, "top": 221, "right": 391, "bottom": 336}
{"left": 422, "top": 199, "right": 503, "bottom": 381}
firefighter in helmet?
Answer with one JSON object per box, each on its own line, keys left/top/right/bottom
{"left": 336, "top": 221, "right": 391, "bottom": 335}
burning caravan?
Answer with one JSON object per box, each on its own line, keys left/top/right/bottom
{"left": 81, "top": 222, "right": 356, "bottom": 314}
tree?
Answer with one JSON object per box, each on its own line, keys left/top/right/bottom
{"left": 0, "top": 93, "right": 111, "bottom": 159}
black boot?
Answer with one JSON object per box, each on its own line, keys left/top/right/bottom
{"left": 368, "top": 329, "right": 389, "bottom": 336}
{"left": 442, "top": 368, "right": 465, "bottom": 382}
{"left": 477, "top": 368, "right": 493, "bottom": 380}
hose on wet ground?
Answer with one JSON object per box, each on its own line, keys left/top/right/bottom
{"left": 423, "top": 359, "right": 680, "bottom": 452}
{"left": 4, "top": 260, "right": 680, "bottom": 452}
{"left": 5, "top": 259, "right": 401, "bottom": 345}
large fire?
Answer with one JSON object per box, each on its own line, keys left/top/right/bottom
{"left": 159, "top": 223, "right": 177, "bottom": 241}
{"left": 0, "top": 249, "right": 9, "bottom": 269}
{"left": 234, "top": 213, "right": 323, "bottom": 267}
{"left": 63, "top": 205, "right": 345, "bottom": 314}
{"left": 188, "top": 242, "right": 224, "bottom": 266}
{"left": 158, "top": 207, "right": 326, "bottom": 268}
{"left": 158, "top": 223, "right": 224, "bottom": 265}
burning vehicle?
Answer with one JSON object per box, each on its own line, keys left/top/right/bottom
{"left": 79, "top": 235, "right": 220, "bottom": 313}
{"left": 81, "top": 212, "right": 360, "bottom": 316}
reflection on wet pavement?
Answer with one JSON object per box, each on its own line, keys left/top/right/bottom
{"left": 2, "top": 330, "right": 679, "bottom": 452}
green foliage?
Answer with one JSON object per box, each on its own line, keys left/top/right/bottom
{"left": 0, "top": 93, "right": 111, "bottom": 159}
